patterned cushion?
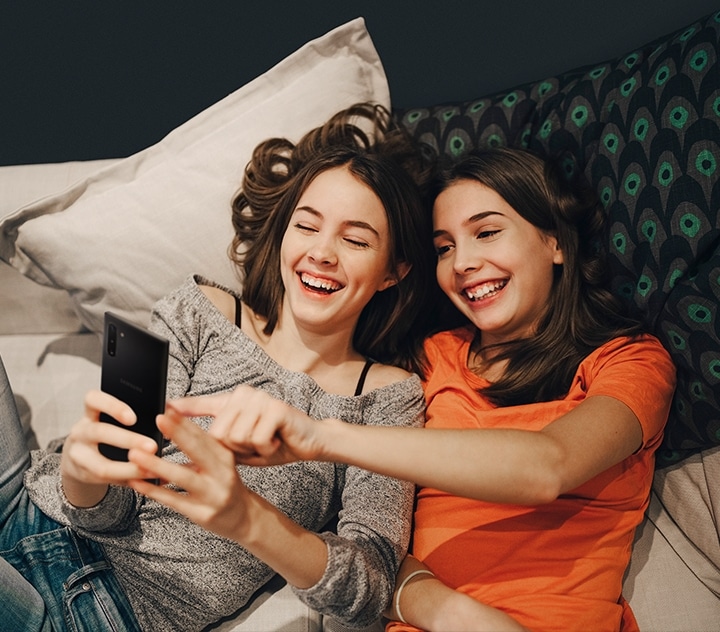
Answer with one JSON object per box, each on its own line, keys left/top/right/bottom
{"left": 394, "top": 10, "right": 720, "bottom": 464}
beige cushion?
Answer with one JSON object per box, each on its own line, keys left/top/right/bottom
{"left": 0, "top": 159, "right": 117, "bottom": 335}
{"left": 651, "top": 447, "right": 720, "bottom": 595}
{"left": 0, "top": 18, "right": 390, "bottom": 333}
{"left": 624, "top": 487, "right": 720, "bottom": 629}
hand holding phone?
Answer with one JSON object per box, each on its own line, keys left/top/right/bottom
{"left": 99, "top": 312, "right": 169, "bottom": 461}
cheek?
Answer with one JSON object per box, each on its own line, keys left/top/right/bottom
{"left": 280, "top": 234, "right": 300, "bottom": 265}
{"left": 278, "top": 248, "right": 299, "bottom": 289}
{"left": 278, "top": 247, "right": 290, "bottom": 272}
{"left": 434, "top": 259, "right": 453, "bottom": 291}
{"left": 359, "top": 249, "right": 394, "bottom": 282}
{"left": 278, "top": 235, "right": 289, "bottom": 261}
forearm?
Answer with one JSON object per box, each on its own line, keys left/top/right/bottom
{"left": 387, "top": 556, "right": 528, "bottom": 632}
{"left": 308, "top": 464, "right": 413, "bottom": 625}
{"left": 232, "top": 489, "right": 328, "bottom": 589}
{"left": 321, "top": 419, "right": 561, "bottom": 505}
{"left": 59, "top": 482, "right": 139, "bottom": 532}
{"left": 320, "top": 395, "right": 641, "bottom": 505}
{"left": 61, "top": 474, "right": 108, "bottom": 508}
{"left": 385, "top": 555, "right": 437, "bottom": 623}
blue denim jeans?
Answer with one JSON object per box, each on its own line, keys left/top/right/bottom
{"left": 0, "top": 357, "right": 141, "bottom": 632}
{"left": 0, "top": 556, "right": 52, "bottom": 632}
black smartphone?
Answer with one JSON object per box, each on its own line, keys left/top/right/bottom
{"left": 99, "top": 311, "right": 169, "bottom": 461}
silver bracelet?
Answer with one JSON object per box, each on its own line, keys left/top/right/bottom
{"left": 395, "top": 569, "right": 435, "bottom": 624}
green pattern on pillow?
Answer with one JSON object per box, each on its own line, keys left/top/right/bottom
{"left": 395, "top": 10, "right": 720, "bottom": 463}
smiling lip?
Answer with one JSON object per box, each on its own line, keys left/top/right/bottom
{"left": 299, "top": 272, "right": 344, "bottom": 293}
{"left": 463, "top": 279, "right": 508, "bottom": 301}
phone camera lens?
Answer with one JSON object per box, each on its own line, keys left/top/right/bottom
{"left": 108, "top": 324, "right": 117, "bottom": 357}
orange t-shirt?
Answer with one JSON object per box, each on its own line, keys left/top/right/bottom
{"left": 388, "top": 329, "right": 676, "bottom": 632}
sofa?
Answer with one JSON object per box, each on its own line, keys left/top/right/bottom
{"left": 1, "top": 11, "right": 718, "bottom": 632}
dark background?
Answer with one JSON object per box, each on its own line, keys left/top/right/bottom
{"left": 1, "top": 0, "right": 719, "bottom": 165}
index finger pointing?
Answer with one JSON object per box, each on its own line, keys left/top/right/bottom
{"left": 167, "top": 392, "right": 230, "bottom": 419}
{"left": 157, "top": 409, "right": 229, "bottom": 471}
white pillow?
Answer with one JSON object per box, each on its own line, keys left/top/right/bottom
{"left": 0, "top": 18, "right": 390, "bottom": 332}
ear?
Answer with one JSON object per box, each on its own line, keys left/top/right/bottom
{"left": 549, "top": 235, "right": 564, "bottom": 265}
{"left": 379, "top": 261, "right": 411, "bottom": 291}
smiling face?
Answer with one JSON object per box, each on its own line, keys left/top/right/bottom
{"left": 279, "top": 165, "right": 399, "bottom": 336}
{"left": 433, "top": 179, "right": 564, "bottom": 347}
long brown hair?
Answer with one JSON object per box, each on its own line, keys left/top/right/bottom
{"left": 432, "top": 148, "right": 644, "bottom": 405}
{"left": 230, "top": 103, "right": 437, "bottom": 374}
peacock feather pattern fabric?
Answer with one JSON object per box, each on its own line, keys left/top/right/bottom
{"left": 395, "top": 10, "right": 720, "bottom": 464}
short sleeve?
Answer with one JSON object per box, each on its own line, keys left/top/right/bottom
{"left": 582, "top": 336, "right": 677, "bottom": 446}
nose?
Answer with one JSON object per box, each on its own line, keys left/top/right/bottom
{"left": 308, "top": 237, "right": 338, "bottom": 266}
{"left": 452, "top": 242, "right": 479, "bottom": 275}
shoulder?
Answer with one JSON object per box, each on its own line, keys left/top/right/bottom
{"left": 425, "top": 326, "right": 473, "bottom": 351}
{"left": 423, "top": 326, "right": 474, "bottom": 369}
{"left": 198, "top": 283, "right": 237, "bottom": 322}
{"left": 359, "top": 369, "right": 425, "bottom": 428}
{"left": 155, "top": 275, "right": 238, "bottom": 311}
{"left": 363, "top": 362, "right": 414, "bottom": 391}
{"left": 580, "top": 335, "right": 676, "bottom": 437}
{"left": 150, "top": 275, "right": 239, "bottom": 337}
{"left": 579, "top": 335, "right": 675, "bottom": 388}
{"left": 585, "top": 334, "right": 674, "bottom": 375}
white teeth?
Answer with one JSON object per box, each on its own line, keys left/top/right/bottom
{"left": 465, "top": 280, "right": 507, "bottom": 301}
{"left": 301, "top": 273, "right": 341, "bottom": 292}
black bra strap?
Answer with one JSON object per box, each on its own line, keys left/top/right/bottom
{"left": 354, "top": 359, "right": 375, "bottom": 396}
{"left": 235, "top": 296, "right": 242, "bottom": 328}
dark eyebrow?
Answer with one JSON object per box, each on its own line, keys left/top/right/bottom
{"left": 466, "top": 211, "right": 502, "bottom": 224}
{"left": 433, "top": 211, "right": 502, "bottom": 238}
{"left": 295, "top": 206, "right": 381, "bottom": 238}
{"left": 344, "top": 219, "right": 381, "bottom": 237}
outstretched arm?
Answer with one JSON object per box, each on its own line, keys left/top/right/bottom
{"left": 320, "top": 394, "right": 643, "bottom": 505}
{"left": 168, "top": 387, "right": 642, "bottom": 505}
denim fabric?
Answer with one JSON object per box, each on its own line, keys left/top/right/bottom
{"left": 0, "top": 556, "right": 52, "bottom": 632}
{"left": 0, "top": 356, "right": 29, "bottom": 524}
{"left": 0, "top": 357, "right": 141, "bottom": 632}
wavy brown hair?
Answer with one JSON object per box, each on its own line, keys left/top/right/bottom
{"left": 229, "top": 103, "right": 437, "bottom": 374}
{"left": 431, "top": 147, "right": 644, "bottom": 405}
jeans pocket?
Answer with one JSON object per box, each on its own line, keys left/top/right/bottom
{"left": 62, "top": 558, "right": 141, "bottom": 632}
{"left": 4, "top": 527, "right": 141, "bottom": 632}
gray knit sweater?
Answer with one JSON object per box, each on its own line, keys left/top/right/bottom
{"left": 24, "top": 276, "right": 425, "bottom": 631}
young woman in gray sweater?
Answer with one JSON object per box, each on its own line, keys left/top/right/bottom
{"left": 0, "top": 104, "right": 436, "bottom": 631}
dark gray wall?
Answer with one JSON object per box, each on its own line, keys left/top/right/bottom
{"left": 1, "top": 0, "right": 718, "bottom": 165}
